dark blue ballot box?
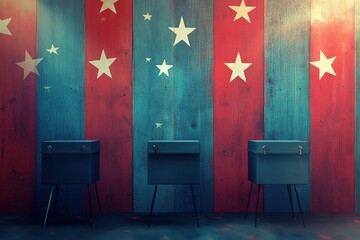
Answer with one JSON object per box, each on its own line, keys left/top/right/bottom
{"left": 41, "top": 140, "right": 102, "bottom": 228}
{"left": 147, "top": 140, "right": 200, "bottom": 227}
{"left": 147, "top": 140, "right": 200, "bottom": 185}
{"left": 248, "top": 140, "right": 309, "bottom": 184}
{"left": 245, "top": 140, "right": 310, "bottom": 228}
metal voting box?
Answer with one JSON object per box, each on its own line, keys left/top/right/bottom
{"left": 42, "top": 140, "right": 100, "bottom": 185}
{"left": 147, "top": 140, "right": 200, "bottom": 185}
{"left": 248, "top": 140, "right": 310, "bottom": 184}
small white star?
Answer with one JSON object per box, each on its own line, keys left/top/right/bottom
{"left": 43, "top": 86, "right": 52, "bottom": 92}
{"left": 156, "top": 59, "right": 173, "bottom": 77}
{"left": 229, "top": 0, "right": 256, "bottom": 23}
{"left": 89, "top": 49, "right": 117, "bottom": 79}
{"left": 310, "top": 50, "right": 336, "bottom": 80}
{"left": 0, "top": 17, "right": 12, "bottom": 35}
{"left": 145, "top": 58, "right": 152, "bottom": 62}
{"left": 155, "top": 123, "right": 163, "bottom": 128}
{"left": 168, "top": 17, "right": 196, "bottom": 47}
{"left": 225, "top": 52, "right": 252, "bottom": 82}
{"left": 16, "top": 51, "right": 43, "bottom": 79}
{"left": 100, "top": 0, "right": 118, "bottom": 14}
{"left": 46, "top": 44, "right": 59, "bottom": 55}
{"left": 311, "top": 6, "right": 325, "bottom": 24}
{"left": 143, "top": 13, "right": 152, "bottom": 20}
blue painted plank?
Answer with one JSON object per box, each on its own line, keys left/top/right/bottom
{"left": 36, "top": 0, "right": 84, "bottom": 213}
{"left": 264, "top": 0, "right": 310, "bottom": 212}
{"left": 133, "top": 0, "right": 175, "bottom": 212}
{"left": 173, "top": 0, "right": 214, "bottom": 212}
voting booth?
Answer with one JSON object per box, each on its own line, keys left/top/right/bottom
{"left": 41, "top": 140, "right": 102, "bottom": 227}
{"left": 246, "top": 140, "right": 309, "bottom": 227}
{"left": 147, "top": 140, "right": 200, "bottom": 227}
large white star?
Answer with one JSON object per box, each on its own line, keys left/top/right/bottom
{"left": 16, "top": 51, "right": 43, "bottom": 79}
{"left": 229, "top": 0, "right": 256, "bottom": 23}
{"left": 156, "top": 59, "right": 173, "bottom": 76}
{"left": 310, "top": 50, "right": 336, "bottom": 80}
{"left": 225, "top": 52, "right": 252, "bottom": 82}
{"left": 100, "top": 0, "right": 118, "bottom": 14}
{"left": 89, "top": 49, "right": 117, "bottom": 78}
{"left": 168, "top": 17, "right": 196, "bottom": 47}
{"left": 311, "top": 6, "right": 325, "bottom": 24}
{"left": 0, "top": 18, "right": 12, "bottom": 35}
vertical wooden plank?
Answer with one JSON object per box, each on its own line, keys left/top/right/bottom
{"left": 133, "top": 0, "right": 175, "bottom": 212}
{"left": 214, "top": 0, "right": 264, "bottom": 211}
{"left": 36, "top": 0, "right": 84, "bottom": 213}
{"left": 264, "top": 0, "right": 311, "bottom": 212}
{"left": 85, "top": 0, "right": 132, "bottom": 212}
{"left": 356, "top": 0, "right": 360, "bottom": 213}
{"left": 0, "top": 0, "right": 36, "bottom": 212}
{"left": 310, "top": 0, "right": 355, "bottom": 212}
{"left": 173, "top": 0, "right": 213, "bottom": 212}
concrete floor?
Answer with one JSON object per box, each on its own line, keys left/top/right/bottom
{"left": 1, "top": 212, "right": 360, "bottom": 240}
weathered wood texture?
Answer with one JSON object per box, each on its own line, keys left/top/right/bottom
{"left": 310, "top": 0, "right": 355, "bottom": 212}
{"left": 85, "top": 0, "right": 133, "bottom": 212}
{"left": 214, "top": 0, "right": 264, "bottom": 211}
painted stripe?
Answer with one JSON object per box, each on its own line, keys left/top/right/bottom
{"left": 356, "top": 0, "right": 360, "bottom": 213}
{"left": 85, "top": 0, "right": 133, "bottom": 212}
{"left": 214, "top": 0, "right": 264, "bottom": 212}
{"left": 264, "top": 0, "right": 311, "bottom": 212}
{"left": 133, "top": 0, "right": 175, "bottom": 212}
{"left": 310, "top": 0, "right": 355, "bottom": 212}
{"left": 0, "top": 0, "right": 37, "bottom": 212}
{"left": 36, "top": 0, "right": 85, "bottom": 213}
{"left": 172, "top": 0, "right": 214, "bottom": 212}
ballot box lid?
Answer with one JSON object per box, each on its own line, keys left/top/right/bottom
{"left": 248, "top": 140, "right": 309, "bottom": 155}
{"left": 148, "top": 140, "right": 200, "bottom": 154}
{"left": 42, "top": 140, "right": 100, "bottom": 154}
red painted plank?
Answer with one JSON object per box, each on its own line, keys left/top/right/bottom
{"left": 85, "top": 0, "right": 132, "bottom": 212}
{"left": 310, "top": 0, "right": 355, "bottom": 212}
{"left": 0, "top": 0, "right": 37, "bottom": 212}
{"left": 214, "top": 0, "right": 264, "bottom": 211}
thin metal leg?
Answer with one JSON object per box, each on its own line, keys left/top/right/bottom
{"left": 245, "top": 182, "right": 253, "bottom": 218}
{"left": 94, "top": 182, "right": 103, "bottom": 217}
{"left": 287, "top": 184, "right": 295, "bottom": 218}
{"left": 87, "top": 184, "right": 93, "bottom": 229}
{"left": 44, "top": 184, "right": 55, "bottom": 228}
{"left": 293, "top": 185, "right": 305, "bottom": 228}
{"left": 190, "top": 184, "right": 200, "bottom": 228}
{"left": 254, "top": 184, "right": 261, "bottom": 227}
{"left": 148, "top": 184, "right": 158, "bottom": 228}
{"left": 52, "top": 184, "right": 60, "bottom": 214}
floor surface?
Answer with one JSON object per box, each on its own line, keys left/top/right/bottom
{"left": 1, "top": 212, "right": 360, "bottom": 240}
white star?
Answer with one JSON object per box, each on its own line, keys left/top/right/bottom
{"left": 100, "top": 0, "right": 118, "bottom": 14}
{"left": 43, "top": 86, "right": 52, "bottom": 92}
{"left": 46, "top": 44, "right": 59, "bottom": 55}
{"left": 224, "top": 52, "right": 252, "bottom": 82}
{"left": 311, "top": 6, "right": 325, "bottom": 24}
{"left": 145, "top": 58, "right": 152, "bottom": 62}
{"left": 155, "top": 123, "right": 163, "bottom": 128}
{"left": 143, "top": 13, "right": 152, "bottom": 20}
{"left": 168, "top": 17, "right": 196, "bottom": 47}
{"left": 0, "top": 18, "right": 12, "bottom": 35}
{"left": 229, "top": 0, "right": 256, "bottom": 23}
{"left": 156, "top": 59, "right": 173, "bottom": 76}
{"left": 89, "top": 49, "right": 117, "bottom": 79}
{"left": 310, "top": 50, "right": 336, "bottom": 80}
{"left": 16, "top": 51, "right": 43, "bottom": 79}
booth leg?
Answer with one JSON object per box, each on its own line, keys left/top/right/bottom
{"left": 148, "top": 184, "right": 158, "bottom": 228}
